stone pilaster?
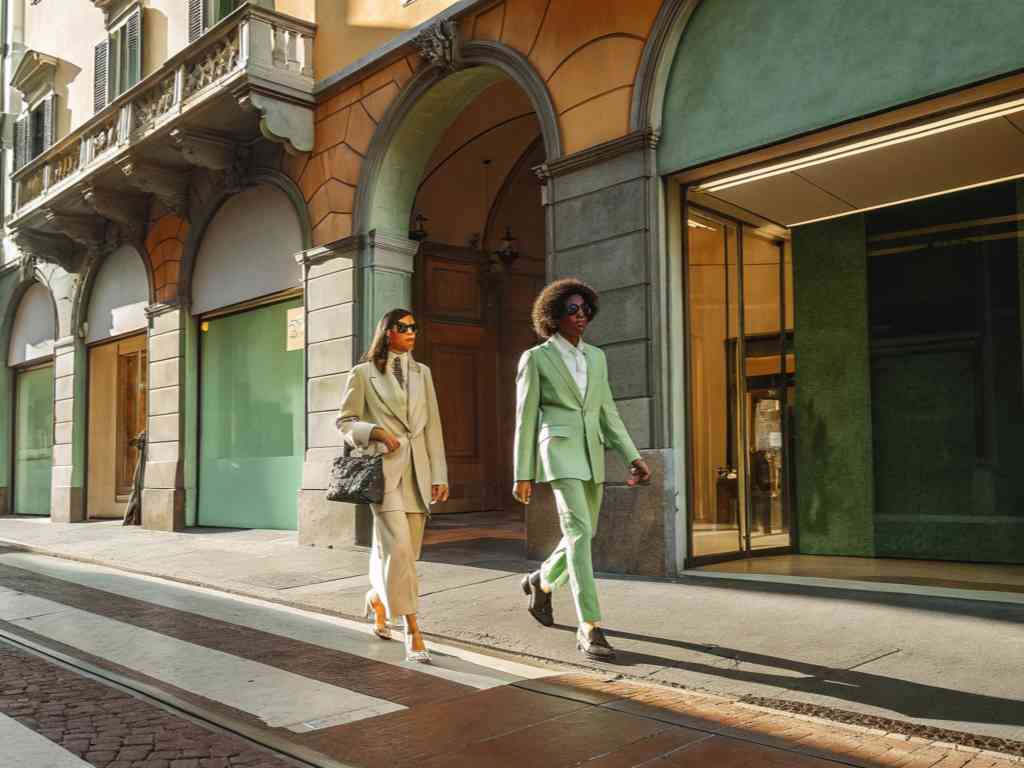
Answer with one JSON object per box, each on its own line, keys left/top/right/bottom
{"left": 142, "top": 302, "right": 186, "bottom": 531}
{"left": 295, "top": 237, "right": 363, "bottom": 547}
{"left": 528, "top": 129, "right": 678, "bottom": 577}
{"left": 50, "top": 337, "right": 84, "bottom": 522}
{"left": 356, "top": 229, "right": 418, "bottom": 345}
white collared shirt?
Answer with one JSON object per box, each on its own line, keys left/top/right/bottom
{"left": 552, "top": 333, "right": 588, "bottom": 398}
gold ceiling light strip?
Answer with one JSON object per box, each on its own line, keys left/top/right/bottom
{"left": 699, "top": 96, "right": 1024, "bottom": 194}
{"left": 787, "top": 170, "right": 1024, "bottom": 228}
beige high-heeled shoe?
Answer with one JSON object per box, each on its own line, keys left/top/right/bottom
{"left": 404, "top": 629, "right": 430, "bottom": 664}
{"left": 364, "top": 593, "right": 391, "bottom": 641}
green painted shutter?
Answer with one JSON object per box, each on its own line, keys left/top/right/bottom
{"left": 125, "top": 8, "right": 142, "bottom": 89}
{"left": 94, "top": 39, "right": 109, "bottom": 112}
{"left": 14, "top": 366, "right": 54, "bottom": 517}
{"left": 198, "top": 299, "right": 304, "bottom": 530}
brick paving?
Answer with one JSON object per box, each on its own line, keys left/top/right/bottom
{"left": 0, "top": 644, "right": 296, "bottom": 768}
{"left": 1, "top": 555, "right": 1022, "bottom": 768}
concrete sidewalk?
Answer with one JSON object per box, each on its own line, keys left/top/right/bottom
{"left": 0, "top": 516, "right": 1021, "bottom": 745}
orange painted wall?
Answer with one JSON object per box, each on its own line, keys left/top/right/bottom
{"left": 288, "top": 56, "right": 421, "bottom": 246}
{"left": 302, "top": 0, "right": 663, "bottom": 245}
{"left": 144, "top": 204, "right": 188, "bottom": 303}
{"left": 458, "top": 0, "right": 661, "bottom": 153}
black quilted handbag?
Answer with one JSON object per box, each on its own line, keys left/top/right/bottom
{"left": 326, "top": 447, "right": 384, "bottom": 505}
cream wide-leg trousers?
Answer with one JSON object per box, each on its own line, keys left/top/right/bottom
{"left": 368, "top": 459, "right": 428, "bottom": 619}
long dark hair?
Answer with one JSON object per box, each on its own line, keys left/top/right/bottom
{"left": 362, "top": 307, "right": 415, "bottom": 373}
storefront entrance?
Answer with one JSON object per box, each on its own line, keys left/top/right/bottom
{"left": 14, "top": 364, "right": 54, "bottom": 517}
{"left": 197, "top": 296, "right": 304, "bottom": 530}
{"left": 685, "top": 206, "right": 795, "bottom": 563}
{"left": 87, "top": 335, "right": 147, "bottom": 519}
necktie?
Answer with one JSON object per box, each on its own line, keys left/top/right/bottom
{"left": 392, "top": 356, "right": 405, "bottom": 390}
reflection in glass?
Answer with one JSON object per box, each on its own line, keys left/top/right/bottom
{"left": 686, "top": 208, "right": 794, "bottom": 559}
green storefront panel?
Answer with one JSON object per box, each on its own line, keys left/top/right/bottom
{"left": 14, "top": 365, "right": 54, "bottom": 517}
{"left": 198, "top": 298, "right": 303, "bottom": 530}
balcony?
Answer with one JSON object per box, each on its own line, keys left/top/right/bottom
{"left": 8, "top": 4, "right": 315, "bottom": 270}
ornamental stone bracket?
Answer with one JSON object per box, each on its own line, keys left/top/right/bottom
{"left": 237, "top": 91, "right": 314, "bottom": 155}
{"left": 80, "top": 183, "right": 148, "bottom": 242}
{"left": 115, "top": 153, "right": 190, "bottom": 217}
{"left": 413, "top": 20, "right": 462, "bottom": 72}
{"left": 169, "top": 129, "right": 237, "bottom": 171}
{"left": 10, "top": 227, "right": 84, "bottom": 274}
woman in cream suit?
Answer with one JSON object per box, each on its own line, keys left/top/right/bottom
{"left": 336, "top": 308, "right": 449, "bottom": 663}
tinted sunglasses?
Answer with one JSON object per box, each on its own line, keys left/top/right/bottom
{"left": 563, "top": 302, "right": 594, "bottom": 318}
{"left": 392, "top": 322, "right": 418, "bottom": 334}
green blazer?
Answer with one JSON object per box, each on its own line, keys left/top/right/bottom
{"left": 514, "top": 338, "right": 641, "bottom": 484}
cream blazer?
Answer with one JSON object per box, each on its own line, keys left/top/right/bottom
{"left": 336, "top": 357, "right": 448, "bottom": 512}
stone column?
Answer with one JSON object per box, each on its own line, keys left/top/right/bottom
{"left": 143, "top": 302, "right": 186, "bottom": 531}
{"left": 296, "top": 236, "right": 360, "bottom": 546}
{"left": 50, "top": 336, "right": 85, "bottom": 522}
{"left": 528, "top": 130, "right": 677, "bottom": 577}
{"left": 356, "top": 229, "right": 418, "bottom": 344}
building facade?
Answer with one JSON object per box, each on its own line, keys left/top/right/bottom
{"left": 1, "top": 0, "right": 1020, "bottom": 575}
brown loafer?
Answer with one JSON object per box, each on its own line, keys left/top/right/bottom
{"left": 577, "top": 626, "right": 615, "bottom": 660}
{"left": 521, "top": 571, "right": 553, "bottom": 627}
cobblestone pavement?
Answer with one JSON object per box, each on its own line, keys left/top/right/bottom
{"left": 0, "top": 548, "right": 1021, "bottom": 768}
{"left": 0, "top": 644, "right": 297, "bottom": 768}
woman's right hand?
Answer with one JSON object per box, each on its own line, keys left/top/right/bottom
{"left": 513, "top": 480, "right": 533, "bottom": 505}
{"left": 371, "top": 427, "right": 401, "bottom": 453}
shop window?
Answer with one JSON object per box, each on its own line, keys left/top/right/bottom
{"left": 94, "top": 5, "right": 142, "bottom": 112}
{"left": 189, "top": 0, "right": 243, "bottom": 42}
{"left": 867, "top": 182, "right": 1024, "bottom": 548}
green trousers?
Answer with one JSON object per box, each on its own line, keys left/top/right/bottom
{"left": 539, "top": 478, "right": 604, "bottom": 624}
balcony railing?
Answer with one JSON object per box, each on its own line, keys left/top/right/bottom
{"left": 10, "top": 4, "right": 314, "bottom": 220}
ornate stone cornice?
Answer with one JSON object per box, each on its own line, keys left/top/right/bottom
{"left": 295, "top": 235, "right": 360, "bottom": 267}
{"left": 413, "top": 20, "right": 461, "bottom": 72}
{"left": 534, "top": 129, "right": 659, "bottom": 181}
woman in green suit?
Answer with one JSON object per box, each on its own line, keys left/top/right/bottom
{"left": 514, "top": 278, "right": 651, "bottom": 660}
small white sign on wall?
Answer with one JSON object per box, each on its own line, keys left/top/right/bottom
{"left": 287, "top": 307, "right": 305, "bottom": 351}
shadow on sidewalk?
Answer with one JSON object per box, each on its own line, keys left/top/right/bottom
{"left": 546, "top": 622, "right": 1024, "bottom": 728}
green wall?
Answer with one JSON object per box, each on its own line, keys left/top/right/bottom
{"left": 792, "top": 215, "right": 875, "bottom": 556}
{"left": 659, "top": 0, "right": 1024, "bottom": 174}
{"left": 198, "top": 298, "right": 304, "bottom": 530}
{"left": 0, "top": 267, "right": 20, "bottom": 510}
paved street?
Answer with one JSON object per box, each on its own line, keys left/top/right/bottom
{"left": 0, "top": 517, "right": 1022, "bottom": 747}
{"left": 0, "top": 542, "right": 1021, "bottom": 767}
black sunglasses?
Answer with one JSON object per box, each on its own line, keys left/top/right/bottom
{"left": 563, "top": 302, "right": 594, "bottom": 318}
{"left": 392, "top": 321, "right": 418, "bottom": 334}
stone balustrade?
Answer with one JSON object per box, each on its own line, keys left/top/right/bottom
{"left": 10, "top": 5, "right": 314, "bottom": 220}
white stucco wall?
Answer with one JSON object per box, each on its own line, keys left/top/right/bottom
{"left": 8, "top": 283, "right": 56, "bottom": 366}
{"left": 191, "top": 184, "right": 304, "bottom": 315}
{"left": 86, "top": 244, "right": 150, "bottom": 343}
{"left": 22, "top": 0, "right": 190, "bottom": 137}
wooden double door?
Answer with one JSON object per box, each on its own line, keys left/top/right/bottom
{"left": 87, "top": 334, "right": 147, "bottom": 519}
{"left": 414, "top": 245, "right": 544, "bottom": 515}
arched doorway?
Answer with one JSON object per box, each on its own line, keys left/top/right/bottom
{"left": 8, "top": 282, "right": 57, "bottom": 517}
{"left": 357, "top": 52, "right": 559, "bottom": 538}
{"left": 84, "top": 244, "right": 151, "bottom": 519}
{"left": 191, "top": 183, "right": 305, "bottom": 530}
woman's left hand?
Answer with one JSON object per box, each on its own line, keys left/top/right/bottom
{"left": 431, "top": 484, "right": 450, "bottom": 504}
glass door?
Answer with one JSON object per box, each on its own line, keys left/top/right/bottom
{"left": 685, "top": 204, "right": 794, "bottom": 563}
